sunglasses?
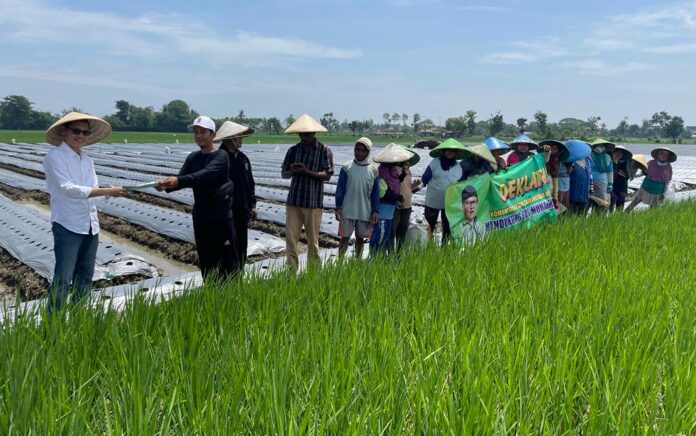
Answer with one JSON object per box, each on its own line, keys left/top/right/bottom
{"left": 67, "top": 127, "right": 92, "bottom": 136}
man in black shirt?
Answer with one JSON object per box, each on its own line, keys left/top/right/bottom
{"left": 157, "top": 116, "right": 240, "bottom": 280}
{"left": 215, "top": 120, "right": 257, "bottom": 269}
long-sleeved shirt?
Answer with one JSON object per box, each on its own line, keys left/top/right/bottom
{"left": 569, "top": 158, "right": 594, "bottom": 203}
{"left": 223, "top": 148, "right": 256, "bottom": 219}
{"left": 169, "top": 149, "right": 232, "bottom": 223}
{"left": 43, "top": 142, "right": 101, "bottom": 234}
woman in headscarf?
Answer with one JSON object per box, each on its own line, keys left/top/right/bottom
{"left": 421, "top": 139, "right": 467, "bottom": 243}
{"left": 507, "top": 134, "right": 539, "bottom": 166}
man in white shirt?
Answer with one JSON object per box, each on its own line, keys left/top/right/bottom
{"left": 43, "top": 112, "right": 126, "bottom": 310}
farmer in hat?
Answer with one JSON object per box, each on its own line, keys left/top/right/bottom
{"left": 215, "top": 121, "right": 257, "bottom": 269}
{"left": 459, "top": 143, "right": 498, "bottom": 180}
{"left": 507, "top": 134, "right": 541, "bottom": 166}
{"left": 589, "top": 139, "right": 615, "bottom": 212}
{"left": 281, "top": 114, "right": 334, "bottom": 271}
{"left": 540, "top": 140, "right": 570, "bottom": 209}
{"left": 422, "top": 138, "right": 466, "bottom": 243}
{"left": 335, "top": 137, "right": 379, "bottom": 259}
{"left": 610, "top": 145, "right": 635, "bottom": 211}
{"left": 566, "top": 140, "right": 594, "bottom": 215}
{"left": 43, "top": 111, "right": 126, "bottom": 310}
{"left": 392, "top": 146, "right": 422, "bottom": 253}
{"left": 626, "top": 147, "right": 677, "bottom": 211}
{"left": 370, "top": 144, "right": 412, "bottom": 254}
{"left": 484, "top": 137, "right": 510, "bottom": 172}
{"left": 157, "top": 116, "right": 240, "bottom": 280}
{"left": 459, "top": 185, "right": 486, "bottom": 246}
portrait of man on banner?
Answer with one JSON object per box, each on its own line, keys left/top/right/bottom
{"left": 446, "top": 153, "right": 557, "bottom": 245}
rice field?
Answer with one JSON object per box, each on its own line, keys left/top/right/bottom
{"left": 2, "top": 201, "right": 696, "bottom": 433}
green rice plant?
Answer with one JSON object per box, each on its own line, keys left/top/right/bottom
{"left": 1, "top": 201, "right": 696, "bottom": 433}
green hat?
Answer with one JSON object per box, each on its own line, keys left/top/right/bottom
{"left": 397, "top": 144, "right": 421, "bottom": 166}
{"left": 462, "top": 143, "right": 497, "bottom": 166}
{"left": 428, "top": 138, "right": 469, "bottom": 159}
{"left": 590, "top": 138, "right": 616, "bottom": 151}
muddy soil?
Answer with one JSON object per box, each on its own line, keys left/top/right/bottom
{"left": 0, "top": 245, "right": 48, "bottom": 301}
{"left": 0, "top": 162, "right": 45, "bottom": 180}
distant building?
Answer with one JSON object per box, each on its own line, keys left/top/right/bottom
{"left": 686, "top": 126, "right": 696, "bottom": 137}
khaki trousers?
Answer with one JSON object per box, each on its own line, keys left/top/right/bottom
{"left": 286, "top": 206, "right": 322, "bottom": 272}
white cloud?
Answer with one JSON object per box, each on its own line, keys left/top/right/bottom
{"left": 557, "top": 60, "right": 652, "bottom": 76}
{"left": 0, "top": 0, "right": 362, "bottom": 63}
{"left": 481, "top": 37, "right": 567, "bottom": 64}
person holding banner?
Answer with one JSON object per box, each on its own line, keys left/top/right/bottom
{"left": 393, "top": 148, "right": 421, "bottom": 253}
{"left": 484, "top": 137, "right": 510, "bottom": 172}
{"left": 568, "top": 156, "right": 594, "bottom": 214}
{"left": 459, "top": 185, "right": 486, "bottom": 246}
{"left": 540, "top": 140, "right": 569, "bottom": 209}
{"left": 507, "top": 134, "right": 538, "bottom": 166}
{"left": 422, "top": 139, "right": 467, "bottom": 243}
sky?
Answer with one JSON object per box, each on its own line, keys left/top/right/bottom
{"left": 2, "top": 0, "right": 696, "bottom": 127}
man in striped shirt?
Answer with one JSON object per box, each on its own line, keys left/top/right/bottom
{"left": 281, "top": 115, "right": 334, "bottom": 272}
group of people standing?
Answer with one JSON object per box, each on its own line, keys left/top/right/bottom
{"left": 40, "top": 111, "right": 678, "bottom": 310}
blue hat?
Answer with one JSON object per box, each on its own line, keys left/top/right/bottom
{"left": 509, "top": 134, "right": 538, "bottom": 151}
{"left": 563, "top": 140, "right": 592, "bottom": 162}
{"left": 484, "top": 137, "right": 510, "bottom": 152}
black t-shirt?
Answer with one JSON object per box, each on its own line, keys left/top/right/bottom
{"left": 171, "top": 149, "right": 232, "bottom": 222}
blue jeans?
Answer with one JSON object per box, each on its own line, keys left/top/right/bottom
{"left": 48, "top": 222, "right": 99, "bottom": 311}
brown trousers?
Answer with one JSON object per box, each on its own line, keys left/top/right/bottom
{"left": 285, "top": 206, "right": 322, "bottom": 272}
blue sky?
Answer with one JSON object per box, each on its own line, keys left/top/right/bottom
{"left": 2, "top": 0, "right": 696, "bottom": 127}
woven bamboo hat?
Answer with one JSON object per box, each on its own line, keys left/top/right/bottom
{"left": 632, "top": 154, "right": 649, "bottom": 173}
{"left": 373, "top": 143, "right": 414, "bottom": 163}
{"left": 397, "top": 144, "right": 421, "bottom": 166}
{"left": 214, "top": 120, "right": 254, "bottom": 142}
{"left": 45, "top": 112, "right": 111, "bottom": 146}
{"left": 510, "top": 134, "right": 538, "bottom": 151}
{"left": 284, "top": 114, "right": 327, "bottom": 133}
{"left": 590, "top": 138, "right": 616, "bottom": 152}
{"left": 539, "top": 139, "right": 570, "bottom": 162}
{"left": 463, "top": 143, "right": 497, "bottom": 165}
{"left": 613, "top": 145, "right": 633, "bottom": 161}
{"left": 651, "top": 146, "right": 677, "bottom": 163}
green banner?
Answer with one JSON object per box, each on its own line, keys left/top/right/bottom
{"left": 445, "top": 153, "right": 557, "bottom": 243}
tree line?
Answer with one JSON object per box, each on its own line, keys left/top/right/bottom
{"left": 0, "top": 94, "right": 689, "bottom": 143}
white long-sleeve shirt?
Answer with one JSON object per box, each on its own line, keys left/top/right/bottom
{"left": 43, "top": 142, "right": 101, "bottom": 234}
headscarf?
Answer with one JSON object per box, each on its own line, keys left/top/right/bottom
{"left": 378, "top": 163, "right": 401, "bottom": 193}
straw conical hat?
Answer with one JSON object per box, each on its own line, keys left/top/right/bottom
{"left": 373, "top": 143, "right": 414, "bottom": 164}
{"left": 651, "top": 146, "right": 677, "bottom": 163}
{"left": 429, "top": 138, "right": 469, "bottom": 159}
{"left": 632, "top": 154, "right": 649, "bottom": 173}
{"left": 397, "top": 144, "right": 420, "bottom": 166}
{"left": 539, "top": 139, "right": 570, "bottom": 162}
{"left": 613, "top": 145, "right": 633, "bottom": 161}
{"left": 463, "top": 143, "right": 497, "bottom": 165}
{"left": 45, "top": 112, "right": 111, "bottom": 146}
{"left": 214, "top": 120, "right": 254, "bottom": 142}
{"left": 590, "top": 138, "right": 616, "bottom": 152}
{"left": 284, "top": 114, "right": 327, "bottom": 133}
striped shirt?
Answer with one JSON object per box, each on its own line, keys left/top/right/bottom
{"left": 282, "top": 140, "right": 334, "bottom": 208}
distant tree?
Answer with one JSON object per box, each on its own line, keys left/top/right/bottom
{"left": 587, "top": 116, "right": 602, "bottom": 136}
{"left": 130, "top": 106, "right": 156, "bottom": 131}
{"left": 348, "top": 120, "right": 361, "bottom": 135}
{"left": 401, "top": 113, "right": 408, "bottom": 128}
{"left": 464, "top": 110, "right": 477, "bottom": 135}
{"left": 236, "top": 110, "right": 246, "bottom": 122}
{"left": 115, "top": 100, "right": 131, "bottom": 124}
{"left": 320, "top": 112, "right": 340, "bottom": 132}
{"left": 60, "top": 107, "right": 82, "bottom": 116}
{"left": 533, "top": 111, "right": 548, "bottom": 137}
{"left": 155, "top": 99, "right": 197, "bottom": 132}
{"left": 412, "top": 113, "right": 421, "bottom": 135}
{"left": 382, "top": 113, "right": 391, "bottom": 129}
{"left": 31, "top": 111, "right": 56, "bottom": 130}
{"left": 516, "top": 117, "right": 527, "bottom": 133}
{"left": 445, "top": 117, "right": 467, "bottom": 137}
{"left": 0, "top": 95, "right": 35, "bottom": 129}
{"left": 488, "top": 111, "right": 504, "bottom": 137}
{"left": 650, "top": 111, "right": 684, "bottom": 142}
{"left": 264, "top": 117, "right": 282, "bottom": 134}
{"left": 614, "top": 117, "right": 629, "bottom": 138}
{"left": 284, "top": 114, "right": 295, "bottom": 128}
{"left": 391, "top": 113, "right": 401, "bottom": 130}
